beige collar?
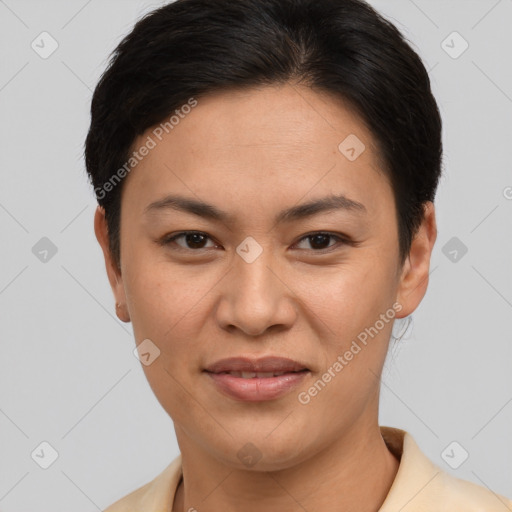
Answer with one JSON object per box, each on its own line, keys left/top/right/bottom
{"left": 105, "top": 426, "right": 512, "bottom": 511}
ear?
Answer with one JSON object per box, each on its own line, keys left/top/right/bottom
{"left": 94, "top": 206, "right": 130, "bottom": 323}
{"left": 395, "top": 201, "right": 437, "bottom": 318}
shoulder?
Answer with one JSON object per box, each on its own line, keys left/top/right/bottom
{"left": 103, "top": 456, "right": 182, "bottom": 512}
{"left": 432, "top": 469, "right": 512, "bottom": 510}
{"left": 379, "top": 426, "right": 512, "bottom": 511}
{"left": 103, "top": 479, "right": 153, "bottom": 512}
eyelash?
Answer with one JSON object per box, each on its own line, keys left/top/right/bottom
{"left": 159, "top": 230, "right": 353, "bottom": 253}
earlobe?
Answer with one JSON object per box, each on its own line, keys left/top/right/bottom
{"left": 93, "top": 206, "right": 131, "bottom": 322}
{"left": 395, "top": 201, "right": 437, "bottom": 318}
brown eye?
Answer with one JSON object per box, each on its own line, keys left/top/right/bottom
{"left": 295, "top": 232, "right": 347, "bottom": 251}
{"left": 162, "top": 231, "right": 217, "bottom": 250}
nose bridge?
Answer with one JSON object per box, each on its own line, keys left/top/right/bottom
{"left": 234, "top": 239, "right": 277, "bottom": 308}
{"left": 219, "top": 237, "right": 293, "bottom": 335}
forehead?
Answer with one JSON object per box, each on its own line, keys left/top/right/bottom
{"left": 156, "top": 84, "right": 375, "bottom": 156}
{"left": 122, "top": 83, "right": 394, "bottom": 221}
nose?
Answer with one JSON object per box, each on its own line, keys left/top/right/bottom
{"left": 215, "top": 243, "right": 297, "bottom": 337}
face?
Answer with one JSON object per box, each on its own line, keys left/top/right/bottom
{"left": 95, "top": 83, "right": 436, "bottom": 471}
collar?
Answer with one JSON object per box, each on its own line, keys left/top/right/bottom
{"left": 105, "top": 426, "right": 512, "bottom": 511}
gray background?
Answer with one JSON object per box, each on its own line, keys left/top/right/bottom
{"left": 0, "top": 0, "right": 511, "bottom": 510}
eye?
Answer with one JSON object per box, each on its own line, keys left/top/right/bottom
{"left": 159, "top": 230, "right": 352, "bottom": 253}
{"left": 294, "top": 232, "right": 348, "bottom": 251}
{"left": 160, "top": 231, "right": 218, "bottom": 251}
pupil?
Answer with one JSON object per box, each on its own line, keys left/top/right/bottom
{"left": 182, "top": 234, "right": 332, "bottom": 250}
{"left": 310, "top": 234, "right": 330, "bottom": 249}
{"left": 187, "top": 233, "right": 206, "bottom": 248}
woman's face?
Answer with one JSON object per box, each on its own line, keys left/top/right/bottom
{"left": 96, "top": 84, "right": 435, "bottom": 470}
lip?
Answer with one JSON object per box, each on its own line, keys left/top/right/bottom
{"left": 204, "top": 356, "right": 310, "bottom": 402}
{"left": 204, "top": 356, "right": 309, "bottom": 374}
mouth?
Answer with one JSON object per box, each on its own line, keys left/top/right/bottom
{"left": 203, "top": 356, "right": 310, "bottom": 401}
{"left": 210, "top": 369, "right": 309, "bottom": 378}
{"left": 204, "top": 355, "right": 309, "bottom": 374}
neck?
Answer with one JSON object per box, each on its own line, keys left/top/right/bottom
{"left": 172, "top": 423, "right": 400, "bottom": 512}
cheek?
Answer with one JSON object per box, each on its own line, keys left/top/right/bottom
{"left": 298, "top": 259, "right": 398, "bottom": 399}
{"left": 124, "top": 256, "right": 211, "bottom": 341}
{"left": 125, "top": 261, "right": 212, "bottom": 419}
{"left": 125, "top": 242, "right": 398, "bottom": 355}
{"left": 297, "top": 257, "right": 397, "bottom": 343}
{"left": 305, "top": 260, "right": 398, "bottom": 398}
{"left": 140, "top": 357, "right": 213, "bottom": 440}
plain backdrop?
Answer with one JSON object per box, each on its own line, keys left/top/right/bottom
{"left": 0, "top": 0, "right": 511, "bottom": 510}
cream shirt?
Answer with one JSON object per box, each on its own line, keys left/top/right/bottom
{"left": 103, "top": 426, "right": 512, "bottom": 511}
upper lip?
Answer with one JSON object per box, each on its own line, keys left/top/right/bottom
{"left": 204, "top": 356, "right": 309, "bottom": 374}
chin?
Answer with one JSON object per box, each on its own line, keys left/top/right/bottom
{"left": 211, "top": 429, "right": 316, "bottom": 472}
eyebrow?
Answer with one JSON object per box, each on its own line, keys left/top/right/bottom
{"left": 144, "top": 193, "right": 367, "bottom": 224}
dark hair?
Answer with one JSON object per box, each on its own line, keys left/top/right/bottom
{"left": 84, "top": 0, "right": 443, "bottom": 271}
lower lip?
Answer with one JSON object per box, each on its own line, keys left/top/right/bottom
{"left": 205, "top": 371, "right": 309, "bottom": 402}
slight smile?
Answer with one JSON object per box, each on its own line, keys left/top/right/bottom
{"left": 204, "top": 356, "right": 311, "bottom": 402}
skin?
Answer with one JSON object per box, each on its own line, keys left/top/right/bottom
{"left": 94, "top": 83, "right": 437, "bottom": 512}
